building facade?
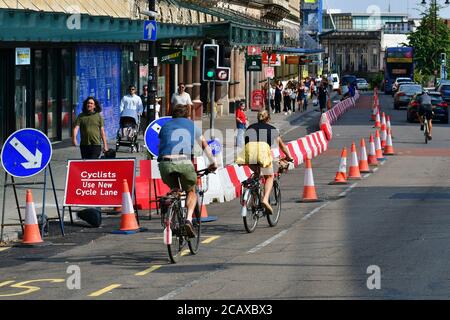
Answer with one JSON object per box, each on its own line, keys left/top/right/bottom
{"left": 0, "top": 0, "right": 312, "bottom": 148}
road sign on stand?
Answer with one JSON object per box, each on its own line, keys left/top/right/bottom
{"left": 144, "top": 116, "right": 173, "bottom": 157}
{"left": 1, "top": 128, "right": 52, "bottom": 178}
{"left": 207, "top": 139, "right": 222, "bottom": 156}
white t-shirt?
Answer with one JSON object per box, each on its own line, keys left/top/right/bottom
{"left": 171, "top": 92, "right": 193, "bottom": 107}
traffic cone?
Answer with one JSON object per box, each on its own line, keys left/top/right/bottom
{"left": 330, "top": 147, "right": 347, "bottom": 185}
{"left": 113, "top": 179, "right": 140, "bottom": 234}
{"left": 359, "top": 138, "right": 371, "bottom": 173}
{"left": 387, "top": 115, "right": 393, "bottom": 139}
{"left": 368, "top": 134, "right": 379, "bottom": 166}
{"left": 371, "top": 105, "right": 377, "bottom": 121}
{"left": 384, "top": 128, "right": 395, "bottom": 155}
{"left": 374, "top": 111, "right": 381, "bottom": 128}
{"left": 22, "top": 190, "right": 44, "bottom": 245}
{"left": 301, "top": 158, "right": 319, "bottom": 202}
{"left": 375, "top": 130, "right": 385, "bottom": 161}
{"left": 348, "top": 142, "right": 362, "bottom": 179}
{"left": 380, "top": 123, "right": 387, "bottom": 149}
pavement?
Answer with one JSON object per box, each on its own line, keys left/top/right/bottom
{"left": 0, "top": 94, "right": 339, "bottom": 243}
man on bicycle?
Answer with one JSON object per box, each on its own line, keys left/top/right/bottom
{"left": 158, "top": 104, "right": 217, "bottom": 237}
{"left": 237, "top": 110, "right": 293, "bottom": 215}
{"left": 418, "top": 91, "right": 433, "bottom": 140}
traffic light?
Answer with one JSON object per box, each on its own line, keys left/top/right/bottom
{"left": 203, "top": 44, "right": 219, "bottom": 81}
{"left": 220, "top": 45, "right": 232, "bottom": 68}
{"left": 323, "top": 57, "right": 329, "bottom": 65}
{"left": 441, "top": 53, "right": 447, "bottom": 65}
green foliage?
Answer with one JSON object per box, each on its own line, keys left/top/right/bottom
{"left": 407, "top": 3, "right": 450, "bottom": 77}
{"left": 414, "top": 69, "right": 432, "bottom": 86}
{"left": 369, "top": 72, "right": 384, "bottom": 90}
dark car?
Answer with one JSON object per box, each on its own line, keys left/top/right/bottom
{"left": 437, "top": 84, "right": 450, "bottom": 102}
{"left": 407, "top": 91, "right": 448, "bottom": 123}
{"left": 341, "top": 75, "right": 357, "bottom": 87}
{"left": 394, "top": 84, "right": 423, "bottom": 109}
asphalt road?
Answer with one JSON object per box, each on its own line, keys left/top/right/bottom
{"left": 2, "top": 91, "right": 450, "bottom": 302}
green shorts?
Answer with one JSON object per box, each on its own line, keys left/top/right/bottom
{"left": 158, "top": 160, "right": 197, "bottom": 192}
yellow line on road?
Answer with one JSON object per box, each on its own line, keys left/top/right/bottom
{"left": 88, "top": 284, "right": 121, "bottom": 297}
{"left": 201, "top": 236, "right": 220, "bottom": 244}
{"left": 180, "top": 249, "right": 190, "bottom": 256}
{"left": 0, "top": 247, "right": 10, "bottom": 252}
{"left": 135, "top": 265, "right": 162, "bottom": 276}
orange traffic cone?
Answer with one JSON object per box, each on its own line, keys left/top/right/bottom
{"left": 368, "top": 134, "right": 379, "bottom": 166}
{"left": 375, "top": 130, "right": 385, "bottom": 161}
{"left": 330, "top": 147, "right": 347, "bottom": 185}
{"left": 387, "top": 115, "right": 393, "bottom": 139}
{"left": 371, "top": 105, "right": 377, "bottom": 121}
{"left": 374, "top": 111, "right": 381, "bottom": 128}
{"left": 301, "top": 158, "right": 319, "bottom": 202}
{"left": 359, "top": 138, "right": 371, "bottom": 173}
{"left": 348, "top": 142, "right": 362, "bottom": 179}
{"left": 113, "top": 179, "right": 140, "bottom": 234}
{"left": 384, "top": 128, "right": 395, "bottom": 155}
{"left": 22, "top": 190, "right": 44, "bottom": 245}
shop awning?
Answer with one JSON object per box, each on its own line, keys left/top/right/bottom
{"left": 274, "top": 47, "right": 325, "bottom": 55}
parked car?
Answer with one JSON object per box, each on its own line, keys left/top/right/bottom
{"left": 341, "top": 75, "right": 357, "bottom": 86}
{"left": 437, "top": 83, "right": 450, "bottom": 102}
{"left": 392, "top": 77, "right": 413, "bottom": 96}
{"left": 393, "top": 84, "right": 423, "bottom": 109}
{"left": 407, "top": 91, "right": 448, "bottom": 123}
{"left": 356, "top": 78, "right": 369, "bottom": 91}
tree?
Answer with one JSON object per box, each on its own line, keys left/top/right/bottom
{"left": 406, "top": 3, "right": 450, "bottom": 78}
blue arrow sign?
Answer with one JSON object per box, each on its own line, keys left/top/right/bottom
{"left": 1, "top": 128, "right": 52, "bottom": 178}
{"left": 207, "top": 139, "right": 222, "bottom": 156}
{"left": 144, "top": 116, "right": 172, "bottom": 157}
{"left": 143, "top": 20, "right": 157, "bottom": 41}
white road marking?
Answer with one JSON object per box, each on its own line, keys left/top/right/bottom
{"left": 363, "top": 173, "right": 371, "bottom": 178}
{"left": 338, "top": 183, "right": 358, "bottom": 197}
{"left": 373, "top": 167, "right": 379, "bottom": 172}
{"left": 247, "top": 230, "right": 289, "bottom": 254}
{"left": 301, "top": 202, "right": 330, "bottom": 221}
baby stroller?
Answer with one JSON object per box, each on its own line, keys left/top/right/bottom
{"left": 116, "top": 116, "right": 141, "bottom": 153}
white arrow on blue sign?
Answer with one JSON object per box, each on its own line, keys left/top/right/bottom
{"left": 1, "top": 128, "right": 52, "bottom": 178}
{"left": 207, "top": 139, "right": 222, "bottom": 156}
{"left": 143, "top": 20, "right": 157, "bottom": 41}
{"left": 144, "top": 116, "right": 172, "bottom": 157}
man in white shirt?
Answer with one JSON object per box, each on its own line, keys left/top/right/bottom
{"left": 171, "top": 82, "right": 193, "bottom": 118}
{"left": 119, "top": 85, "right": 143, "bottom": 126}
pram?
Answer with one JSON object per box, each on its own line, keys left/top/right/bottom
{"left": 116, "top": 116, "right": 141, "bottom": 153}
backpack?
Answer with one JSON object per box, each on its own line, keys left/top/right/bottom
{"left": 77, "top": 208, "right": 102, "bottom": 228}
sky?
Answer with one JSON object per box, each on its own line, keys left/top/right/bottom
{"left": 324, "top": 0, "right": 450, "bottom": 18}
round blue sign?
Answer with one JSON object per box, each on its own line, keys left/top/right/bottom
{"left": 144, "top": 116, "right": 173, "bottom": 157}
{"left": 1, "top": 128, "right": 53, "bottom": 178}
{"left": 207, "top": 139, "right": 222, "bottom": 156}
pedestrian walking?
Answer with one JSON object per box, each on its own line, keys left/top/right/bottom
{"left": 139, "top": 85, "right": 151, "bottom": 133}
{"left": 171, "top": 83, "right": 193, "bottom": 118}
{"left": 235, "top": 101, "right": 247, "bottom": 151}
{"left": 317, "top": 80, "right": 330, "bottom": 113}
{"left": 297, "top": 81, "right": 306, "bottom": 112}
{"left": 282, "top": 83, "right": 292, "bottom": 114}
{"left": 120, "top": 85, "right": 144, "bottom": 129}
{"left": 269, "top": 84, "right": 276, "bottom": 113}
{"left": 274, "top": 80, "right": 283, "bottom": 113}
{"left": 72, "top": 97, "right": 109, "bottom": 159}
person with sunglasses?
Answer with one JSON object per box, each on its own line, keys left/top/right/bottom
{"left": 171, "top": 83, "right": 193, "bottom": 118}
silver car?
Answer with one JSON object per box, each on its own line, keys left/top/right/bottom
{"left": 356, "top": 78, "right": 369, "bottom": 91}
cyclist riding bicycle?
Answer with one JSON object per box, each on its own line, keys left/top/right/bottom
{"left": 417, "top": 91, "right": 433, "bottom": 140}
{"left": 158, "top": 104, "right": 217, "bottom": 238}
{"left": 237, "top": 110, "right": 293, "bottom": 215}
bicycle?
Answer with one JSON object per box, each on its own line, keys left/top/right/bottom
{"left": 420, "top": 112, "right": 433, "bottom": 144}
{"left": 239, "top": 158, "right": 292, "bottom": 233}
{"left": 159, "top": 168, "right": 212, "bottom": 264}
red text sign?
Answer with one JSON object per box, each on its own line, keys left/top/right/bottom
{"left": 64, "top": 159, "right": 136, "bottom": 207}
{"left": 251, "top": 90, "right": 265, "bottom": 111}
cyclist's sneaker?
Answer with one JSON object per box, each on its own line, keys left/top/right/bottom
{"left": 184, "top": 220, "right": 196, "bottom": 238}
{"left": 420, "top": 125, "right": 424, "bottom": 131}
{"left": 262, "top": 200, "right": 273, "bottom": 215}
{"left": 428, "top": 135, "right": 432, "bottom": 140}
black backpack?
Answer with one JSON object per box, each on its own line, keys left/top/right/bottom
{"left": 77, "top": 208, "right": 102, "bottom": 228}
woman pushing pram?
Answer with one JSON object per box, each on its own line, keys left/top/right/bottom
{"left": 116, "top": 85, "right": 144, "bottom": 153}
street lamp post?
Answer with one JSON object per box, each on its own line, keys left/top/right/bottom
{"left": 147, "top": 0, "right": 157, "bottom": 124}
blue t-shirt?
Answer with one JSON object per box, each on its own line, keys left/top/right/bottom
{"left": 158, "top": 118, "right": 202, "bottom": 157}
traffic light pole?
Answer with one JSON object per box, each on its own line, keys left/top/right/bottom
{"left": 209, "top": 81, "right": 216, "bottom": 140}
{"left": 147, "top": 0, "right": 157, "bottom": 125}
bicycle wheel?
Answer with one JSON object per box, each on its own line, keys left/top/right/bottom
{"left": 243, "top": 192, "right": 259, "bottom": 233}
{"left": 188, "top": 201, "right": 202, "bottom": 254}
{"left": 267, "top": 181, "right": 281, "bottom": 227}
{"left": 167, "top": 202, "right": 184, "bottom": 263}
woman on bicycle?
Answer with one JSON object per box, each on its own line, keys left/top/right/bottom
{"left": 237, "top": 110, "right": 293, "bottom": 214}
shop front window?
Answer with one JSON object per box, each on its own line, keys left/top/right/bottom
{"left": 34, "top": 50, "right": 44, "bottom": 132}
{"left": 15, "top": 66, "right": 28, "bottom": 130}
{"left": 47, "top": 49, "right": 58, "bottom": 140}
{"left": 61, "top": 49, "right": 73, "bottom": 140}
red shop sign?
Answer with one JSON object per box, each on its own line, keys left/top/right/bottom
{"left": 64, "top": 159, "right": 136, "bottom": 207}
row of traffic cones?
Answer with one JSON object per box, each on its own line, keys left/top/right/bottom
{"left": 300, "top": 108, "right": 396, "bottom": 202}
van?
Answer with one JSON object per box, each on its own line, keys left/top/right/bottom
{"left": 331, "top": 73, "right": 340, "bottom": 91}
